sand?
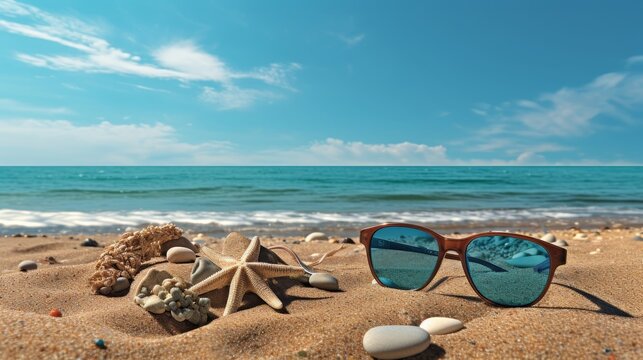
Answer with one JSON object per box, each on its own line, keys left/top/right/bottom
{"left": 0, "top": 227, "right": 641, "bottom": 359}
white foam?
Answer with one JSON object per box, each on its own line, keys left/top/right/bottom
{"left": 1, "top": 207, "right": 642, "bottom": 230}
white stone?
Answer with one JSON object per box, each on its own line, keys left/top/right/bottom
{"left": 18, "top": 260, "right": 37, "bottom": 272}
{"left": 309, "top": 272, "right": 339, "bottom": 291}
{"left": 553, "top": 239, "right": 568, "bottom": 247}
{"left": 589, "top": 248, "right": 601, "bottom": 255}
{"left": 419, "top": 317, "right": 464, "bottom": 335}
{"left": 363, "top": 325, "right": 431, "bottom": 359}
{"left": 573, "top": 233, "right": 588, "bottom": 240}
{"left": 371, "top": 279, "right": 378, "bottom": 285}
{"left": 305, "top": 232, "right": 328, "bottom": 242}
{"left": 540, "top": 233, "right": 556, "bottom": 243}
{"left": 166, "top": 247, "right": 196, "bottom": 263}
{"left": 142, "top": 295, "right": 166, "bottom": 314}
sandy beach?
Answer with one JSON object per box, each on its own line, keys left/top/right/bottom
{"left": 0, "top": 226, "right": 641, "bottom": 359}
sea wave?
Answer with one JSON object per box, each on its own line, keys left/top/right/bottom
{"left": 1, "top": 207, "right": 642, "bottom": 230}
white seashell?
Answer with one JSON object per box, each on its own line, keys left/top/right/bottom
{"left": 419, "top": 317, "right": 464, "bottom": 335}
{"left": 305, "top": 232, "right": 328, "bottom": 242}
{"left": 363, "top": 325, "right": 431, "bottom": 359}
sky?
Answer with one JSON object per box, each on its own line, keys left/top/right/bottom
{"left": 0, "top": 0, "right": 642, "bottom": 165}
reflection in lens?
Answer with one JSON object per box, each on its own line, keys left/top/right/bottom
{"left": 465, "top": 236, "right": 550, "bottom": 306}
{"left": 370, "top": 226, "right": 440, "bottom": 290}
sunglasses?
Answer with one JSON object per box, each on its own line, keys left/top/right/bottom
{"left": 360, "top": 223, "right": 567, "bottom": 307}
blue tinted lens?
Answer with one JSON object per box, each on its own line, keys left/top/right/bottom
{"left": 370, "top": 226, "right": 440, "bottom": 290}
{"left": 465, "top": 236, "right": 550, "bottom": 306}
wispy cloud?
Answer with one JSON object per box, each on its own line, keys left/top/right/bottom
{"left": 0, "top": 98, "right": 70, "bottom": 114}
{"left": 0, "top": 0, "right": 300, "bottom": 109}
{"left": 336, "top": 33, "right": 365, "bottom": 47}
{"left": 134, "top": 84, "right": 171, "bottom": 94}
{"left": 466, "top": 59, "right": 643, "bottom": 161}
{"left": 200, "top": 85, "right": 280, "bottom": 110}
{"left": 0, "top": 119, "right": 233, "bottom": 165}
{"left": 626, "top": 55, "right": 643, "bottom": 65}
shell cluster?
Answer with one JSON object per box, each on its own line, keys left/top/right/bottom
{"left": 89, "top": 224, "right": 183, "bottom": 294}
{"left": 134, "top": 276, "right": 210, "bottom": 326}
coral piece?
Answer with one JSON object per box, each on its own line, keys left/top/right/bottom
{"left": 134, "top": 276, "right": 210, "bottom": 326}
{"left": 89, "top": 224, "right": 183, "bottom": 294}
{"left": 189, "top": 235, "right": 305, "bottom": 316}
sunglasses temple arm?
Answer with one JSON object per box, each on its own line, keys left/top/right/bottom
{"left": 371, "top": 238, "right": 507, "bottom": 273}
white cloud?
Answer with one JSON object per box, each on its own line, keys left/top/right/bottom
{"left": 337, "top": 33, "right": 365, "bottom": 47}
{"left": 0, "top": 0, "right": 300, "bottom": 109}
{"left": 0, "top": 119, "right": 232, "bottom": 165}
{"left": 200, "top": 85, "right": 280, "bottom": 110}
{"left": 306, "top": 138, "right": 448, "bottom": 165}
{"left": 134, "top": 84, "right": 171, "bottom": 94}
{"left": 0, "top": 98, "right": 70, "bottom": 114}
{"left": 626, "top": 55, "right": 643, "bottom": 65}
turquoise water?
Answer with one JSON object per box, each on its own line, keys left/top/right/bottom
{"left": 0, "top": 166, "right": 642, "bottom": 234}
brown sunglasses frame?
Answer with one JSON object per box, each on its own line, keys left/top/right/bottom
{"left": 360, "top": 223, "right": 567, "bottom": 307}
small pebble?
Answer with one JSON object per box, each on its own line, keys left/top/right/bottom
{"left": 166, "top": 247, "right": 196, "bottom": 263}
{"left": 94, "top": 338, "right": 106, "bottom": 349}
{"left": 18, "top": 260, "right": 38, "bottom": 272}
{"left": 589, "top": 248, "right": 601, "bottom": 255}
{"left": 160, "top": 236, "right": 198, "bottom": 255}
{"left": 340, "top": 237, "right": 355, "bottom": 244}
{"left": 553, "top": 239, "right": 568, "bottom": 247}
{"left": 309, "top": 273, "right": 339, "bottom": 291}
{"left": 419, "top": 317, "right": 464, "bottom": 335}
{"left": 363, "top": 325, "right": 431, "bottom": 359}
{"left": 540, "top": 233, "right": 556, "bottom": 243}
{"left": 371, "top": 279, "right": 378, "bottom": 285}
{"left": 49, "top": 308, "right": 62, "bottom": 317}
{"left": 112, "top": 277, "right": 130, "bottom": 293}
{"left": 81, "top": 238, "right": 99, "bottom": 247}
{"left": 573, "top": 233, "right": 588, "bottom": 240}
{"left": 99, "top": 286, "right": 112, "bottom": 295}
{"left": 305, "top": 232, "right": 327, "bottom": 242}
{"left": 328, "top": 238, "right": 338, "bottom": 244}
{"left": 142, "top": 295, "right": 166, "bottom": 314}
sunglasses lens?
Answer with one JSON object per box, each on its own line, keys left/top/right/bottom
{"left": 465, "top": 236, "right": 551, "bottom": 306}
{"left": 370, "top": 226, "right": 440, "bottom": 290}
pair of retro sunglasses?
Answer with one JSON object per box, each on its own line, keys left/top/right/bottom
{"left": 360, "top": 223, "right": 566, "bottom": 306}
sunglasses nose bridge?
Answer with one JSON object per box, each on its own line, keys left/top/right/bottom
{"left": 443, "top": 237, "right": 468, "bottom": 255}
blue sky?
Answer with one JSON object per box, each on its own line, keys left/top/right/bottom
{"left": 0, "top": 0, "right": 642, "bottom": 165}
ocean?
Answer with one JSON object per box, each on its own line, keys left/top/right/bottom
{"left": 1, "top": 166, "right": 642, "bottom": 235}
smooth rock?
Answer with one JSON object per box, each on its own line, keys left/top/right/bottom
{"left": 18, "top": 260, "right": 37, "bottom": 272}
{"left": 309, "top": 272, "right": 339, "bottom": 291}
{"left": 540, "top": 233, "right": 556, "bottom": 243}
{"left": 134, "top": 269, "right": 173, "bottom": 295}
{"left": 419, "top": 317, "right": 464, "bottom": 335}
{"left": 112, "top": 277, "right": 130, "bottom": 293}
{"left": 81, "top": 238, "right": 99, "bottom": 247}
{"left": 371, "top": 279, "right": 378, "bottom": 285}
{"left": 191, "top": 258, "right": 221, "bottom": 285}
{"left": 166, "top": 247, "right": 196, "bottom": 263}
{"left": 553, "top": 239, "right": 568, "bottom": 247}
{"left": 142, "top": 295, "right": 166, "bottom": 314}
{"left": 161, "top": 236, "right": 198, "bottom": 255}
{"left": 573, "top": 233, "right": 588, "bottom": 240}
{"left": 340, "top": 237, "right": 355, "bottom": 244}
{"left": 305, "top": 232, "right": 328, "bottom": 242}
{"left": 505, "top": 255, "right": 547, "bottom": 268}
{"left": 363, "top": 325, "right": 431, "bottom": 359}
{"left": 99, "top": 286, "right": 112, "bottom": 295}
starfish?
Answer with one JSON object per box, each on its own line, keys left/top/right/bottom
{"left": 188, "top": 236, "right": 305, "bottom": 316}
